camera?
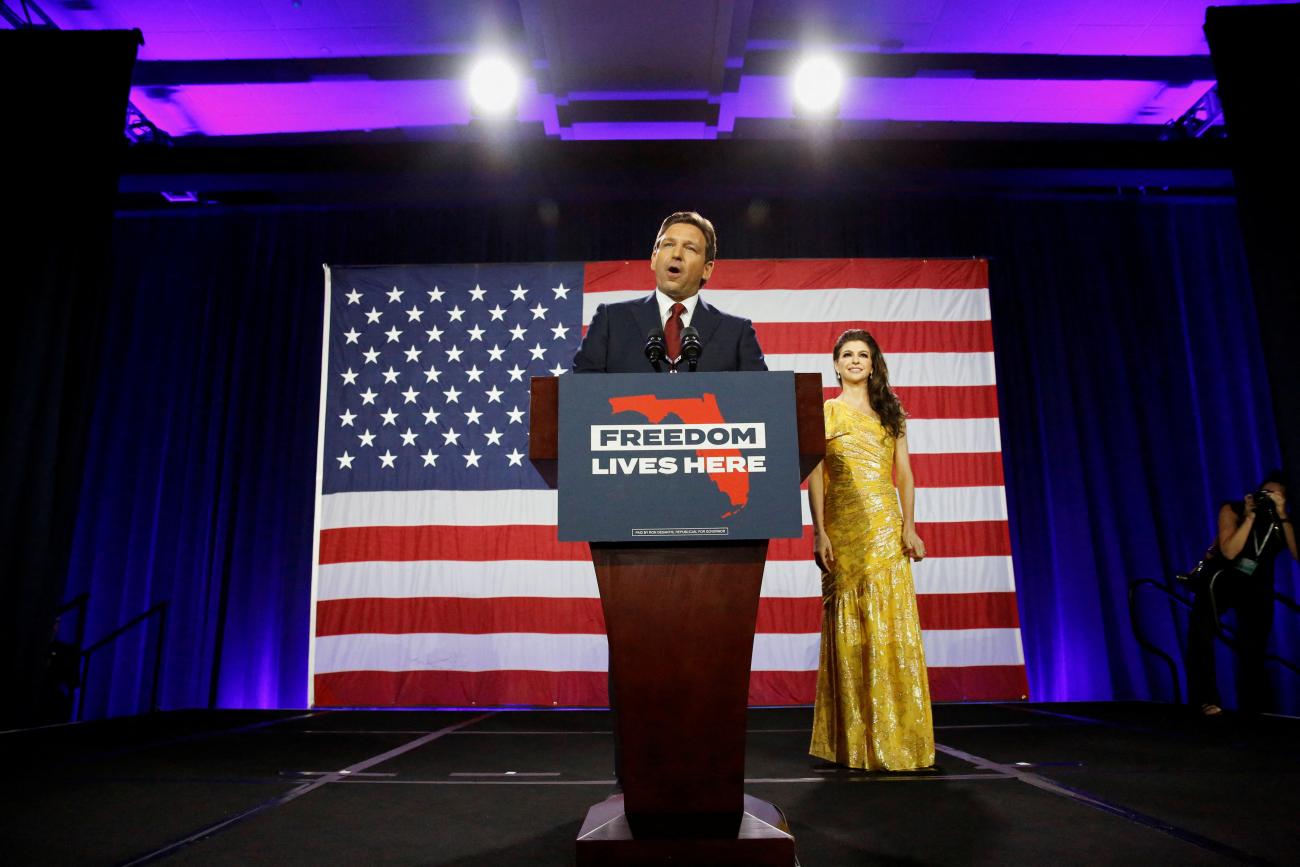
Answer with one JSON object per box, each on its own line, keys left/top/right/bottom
{"left": 1253, "top": 490, "right": 1278, "bottom": 521}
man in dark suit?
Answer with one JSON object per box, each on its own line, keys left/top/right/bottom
{"left": 572, "top": 211, "right": 767, "bottom": 372}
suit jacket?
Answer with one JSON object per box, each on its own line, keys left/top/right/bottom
{"left": 571, "top": 293, "right": 767, "bottom": 373}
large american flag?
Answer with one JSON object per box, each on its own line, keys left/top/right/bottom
{"left": 310, "top": 259, "right": 1027, "bottom": 707}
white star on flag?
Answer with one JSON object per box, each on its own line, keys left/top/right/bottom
{"left": 427, "top": 287, "right": 444, "bottom": 302}
{"left": 359, "top": 388, "right": 378, "bottom": 405}
{"left": 506, "top": 448, "right": 524, "bottom": 466}
{"left": 469, "top": 285, "right": 487, "bottom": 301}
{"left": 406, "top": 306, "right": 424, "bottom": 322}
{"left": 385, "top": 326, "right": 402, "bottom": 343}
{"left": 421, "top": 450, "right": 438, "bottom": 466}
{"left": 401, "top": 386, "right": 420, "bottom": 404}
{"left": 506, "top": 406, "right": 525, "bottom": 424}
{"left": 365, "top": 307, "right": 382, "bottom": 323}
{"left": 553, "top": 283, "right": 570, "bottom": 299}
{"left": 340, "top": 368, "right": 359, "bottom": 385}
{"left": 343, "top": 328, "right": 360, "bottom": 344}
{"left": 345, "top": 289, "right": 362, "bottom": 304}
{"left": 448, "top": 305, "right": 465, "bottom": 322}
{"left": 511, "top": 285, "right": 527, "bottom": 301}
{"left": 464, "top": 407, "right": 483, "bottom": 425}
{"left": 337, "top": 451, "right": 355, "bottom": 468}
{"left": 443, "top": 386, "right": 461, "bottom": 403}
{"left": 422, "top": 408, "right": 440, "bottom": 425}
{"left": 400, "top": 428, "right": 419, "bottom": 446}
{"left": 484, "top": 428, "right": 504, "bottom": 446}
{"left": 358, "top": 429, "right": 376, "bottom": 447}
{"left": 387, "top": 287, "right": 403, "bottom": 303}
{"left": 338, "top": 409, "right": 357, "bottom": 426}
{"left": 463, "top": 449, "right": 481, "bottom": 467}
{"left": 379, "top": 450, "right": 397, "bottom": 468}
{"left": 442, "top": 428, "right": 460, "bottom": 445}
{"left": 530, "top": 303, "right": 549, "bottom": 320}
{"left": 380, "top": 408, "right": 398, "bottom": 426}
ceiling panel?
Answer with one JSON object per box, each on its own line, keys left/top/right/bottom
{"left": 11, "top": 0, "right": 1251, "bottom": 142}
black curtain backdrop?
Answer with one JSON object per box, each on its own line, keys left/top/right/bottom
{"left": 2, "top": 30, "right": 138, "bottom": 727}
{"left": 64, "top": 189, "right": 1298, "bottom": 719}
{"left": 1206, "top": 4, "right": 1300, "bottom": 494}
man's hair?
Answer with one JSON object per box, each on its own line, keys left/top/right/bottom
{"left": 655, "top": 211, "right": 717, "bottom": 263}
{"left": 1261, "top": 468, "right": 1289, "bottom": 491}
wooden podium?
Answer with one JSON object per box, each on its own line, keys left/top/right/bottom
{"left": 530, "top": 373, "right": 824, "bottom": 866}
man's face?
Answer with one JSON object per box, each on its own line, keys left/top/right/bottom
{"left": 651, "top": 222, "right": 714, "bottom": 301}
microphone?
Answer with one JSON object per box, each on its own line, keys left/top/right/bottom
{"left": 644, "top": 327, "right": 666, "bottom": 372}
{"left": 680, "top": 326, "right": 702, "bottom": 372}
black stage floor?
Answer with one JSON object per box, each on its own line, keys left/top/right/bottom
{"left": 3, "top": 702, "right": 1297, "bottom": 866}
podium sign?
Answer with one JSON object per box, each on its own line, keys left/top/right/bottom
{"left": 557, "top": 372, "right": 803, "bottom": 542}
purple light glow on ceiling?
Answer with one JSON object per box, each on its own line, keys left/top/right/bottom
{"left": 27, "top": 0, "right": 1264, "bottom": 140}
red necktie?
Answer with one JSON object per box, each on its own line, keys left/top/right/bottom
{"left": 664, "top": 302, "right": 685, "bottom": 361}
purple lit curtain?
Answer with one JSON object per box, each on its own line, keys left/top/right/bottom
{"left": 64, "top": 193, "right": 1298, "bottom": 718}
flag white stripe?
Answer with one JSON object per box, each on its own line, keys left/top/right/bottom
{"left": 312, "top": 628, "right": 1023, "bottom": 674}
{"left": 752, "top": 629, "right": 1025, "bottom": 671}
{"left": 799, "top": 487, "right": 1007, "bottom": 524}
{"left": 314, "top": 632, "right": 610, "bottom": 673}
{"left": 316, "top": 556, "right": 1016, "bottom": 602}
{"left": 583, "top": 288, "right": 991, "bottom": 324}
{"left": 761, "top": 557, "right": 1017, "bottom": 597}
{"left": 897, "top": 418, "right": 1002, "bottom": 454}
{"left": 766, "top": 352, "right": 996, "bottom": 387}
{"left": 321, "top": 484, "right": 1007, "bottom": 531}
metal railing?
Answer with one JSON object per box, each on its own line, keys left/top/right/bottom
{"left": 1129, "top": 577, "right": 1300, "bottom": 704}
{"left": 75, "top": 601, "right": 170, "bottom": 722}
{"left": 53, "top": 592, "right": 89, "bottom": 653}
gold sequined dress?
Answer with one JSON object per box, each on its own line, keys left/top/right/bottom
{"left": 809, "top": 399, "right": 935, "bottom": 770}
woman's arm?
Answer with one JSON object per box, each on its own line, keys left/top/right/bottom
{"left": 1217, "top": 502, "right": 1254, "bottom": 560}
{"left": 808, "top": 460, "right": 834, "bottom": 571}
{"left": 895, "top": 431, "right": 926, "bottom": 561}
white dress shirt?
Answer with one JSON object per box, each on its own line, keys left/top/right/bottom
{"left": 654, "top": 289, "right": 700, "bottom": 329}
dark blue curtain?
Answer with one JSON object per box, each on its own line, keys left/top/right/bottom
{"left": 65, "top": 193, "right": 1298, "bottom": 718}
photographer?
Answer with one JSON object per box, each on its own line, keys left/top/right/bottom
{"left": 1187, "top": 471, "right": 1297, "bottom": 715}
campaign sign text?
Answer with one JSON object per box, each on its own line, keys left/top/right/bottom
{"left": 557, "top": 372, "right": 802, "bottom": 542}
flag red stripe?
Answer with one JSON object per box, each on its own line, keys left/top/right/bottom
{"left": 318, "top": 525, "right": 589, "bottom": 564}
{"left": 315, "top": 592, "right": 1020, "bottom": 637}
{"left": 319, "top": 520, "right": 1009, "bottom": 565}
{"left": 757, "top": 321, "right": 993, "bottom": 354}
{"left": 769, "top": 521, "right": 1010, "bottom": 561}
{"left": 314, "top": 669, "right": 609, "bottom": 708}
{"left": 747, "top": 665, "right": 1029, "bottom": 705}
{"left": 924, "top": 664, "right": 1030, "bottom": 703}
{"left": 583, "top": 259, "right": 989, "bottom": 293}
{"left": 908, "top": 452, "right": 1005, "bottom": 487}
{"left": 313, "top": 662, "right": 1026, "bottom": 708}
{"left": 821, "top": 385, "right": 1000, "bottom": 420}
{"left": 801, "top": 452, "right": 1004, "bottom": 489}
{"left": 755, "top": 593, "right": 1020, "bottom": 634}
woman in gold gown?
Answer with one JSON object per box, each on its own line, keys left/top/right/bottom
{"left": 808, "top": 329, "right": 934, "bottom": 770}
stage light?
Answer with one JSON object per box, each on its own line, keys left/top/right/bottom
{"left": 467, "top": 55, "right": 521, "bottom": 117}
{"left": 792, "top": 55, "right": 845, "bottom": 116}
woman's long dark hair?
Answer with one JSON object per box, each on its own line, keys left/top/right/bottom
{"left": 832, "top": 328, "right": 907, "bottom": 439}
